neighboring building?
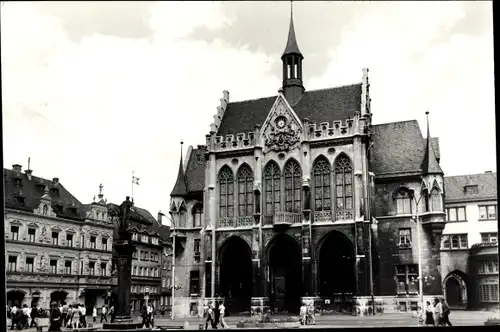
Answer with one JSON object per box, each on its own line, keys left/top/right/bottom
{"left": 158, "top": 221, "right": 173, "bottom": 312}
{"left": 441, "top": 172, "right": 499, "bottom": 310}
{"left": 4, "top": 165, "right": 115, "bottom": 309}
{"left": 168, "top": 8, "right": 448, "bottom": 317}
{"left": 107, "top": 203, "right": 169, "bottom": 312}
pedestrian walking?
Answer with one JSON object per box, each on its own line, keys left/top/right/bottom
{"left": 218, "top": 302, "right": 229, "bottom": 328}
{"left": 299, "top": 303, "right": 307, "bottom": 325}
{"left": 440, "top": 298, "right": 452, "bottom": 326}
{"left": 433, "top": 297, "right": 443, "bottom": 326}
{"left": 92, "top": 306, "right": 97, "bottom": 323}
{"left": 307, "top": 303, "right": 316, "bottom": 325}
{"left": 22, "top": 304, "right": 30, "bottom": 328}
{"left": 416, "top": 306, "right": 424, "bottom": 326}
{"left": 30, "top": 304, "right": 38, "bottom": 328}
{"left": 100, "top": 305, "right": 108, "bottom": 323}
{"left": 109, "top": 305, "right": 115, "bottom": 323}
{"left": 205, "top": 304, "right": 214, "bottom": 330}
{"left": 48, "top": 302, "right": 62, "bottom": 332}
{"left": 424, "top": 301, "right": 434, "bottom": 326}
{"left": 141, "top": 305, "right": 150, "bottom": 328}
{"left": 60, "top": 302, "right": 69, "bottom": 327}
{"left": 213, "top": 301, "right": 220, "bottom": 329}
{"left": 79, "top": 304, "right": 87, "bottom": 328}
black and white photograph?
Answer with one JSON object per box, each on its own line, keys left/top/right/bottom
{"left": 2, "top": 1, "right": 498, "bottom": 330}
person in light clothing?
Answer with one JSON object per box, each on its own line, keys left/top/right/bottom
{"left": 416, "top": 306, "right": 424, "bottom": 326}
{"left": 299, "top": 303, "right": 307, "bottom": 325}
{"left": 432, "top": 298, "right": 443, "bottom": 326}
{"left": 218, "top": 302, "right": 229, "bottom": 329}
{"left": 92, "top": 306, "right": 97, "bottom": 323}
{"left": 79, "top": 304, "right": 87, "bottom": 328}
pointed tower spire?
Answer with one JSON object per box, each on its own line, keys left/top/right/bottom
{"left": 281, "top": 0, "right": 305, "bottom": 106}
{"left": 170, "top": 140, "right": 188, "bottom": 196}
{"left": 421, "top": 111, "right": 443, "bottom": 174}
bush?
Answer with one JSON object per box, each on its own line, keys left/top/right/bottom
{"left": 484, "top": 317, "right": 500, "bottom": 326}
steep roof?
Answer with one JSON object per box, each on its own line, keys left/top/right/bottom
{"left": 444, "top": 173, "right": 497, "bottom": 203}
{"left": 421, "top": 119, "right": 443, "bottom": 174}
{"left": 170, "top": 156, "right": 188, "bottom": 196}
{"left": 4, "top": 168, "right": 85, "bottom": 220}
{"left": 282, "top": 5, "right": 302, "bottom": 57}
{"left": 370, "top": 120, "right": 428, "bottom": 175}
{"left": 431, "top": 137, "right": 440, "bottom": 161}
{"left": 107, "top": 202, "right": 161, "bottom": 237}
{"left": 185, "top": 147, "right": 207, "bottom": 193}
{"left": 217, "top": 84, "right": 362, "bottom": 136}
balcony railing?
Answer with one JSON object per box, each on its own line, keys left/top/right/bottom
{"left": 273, "top": 212, "right": 302, "bottom": 226}
{"left": 218, "top": 216, "right": 254, "bottom": 228}
{"left": 313, "top": 210, "right": 333, "bottom": 222}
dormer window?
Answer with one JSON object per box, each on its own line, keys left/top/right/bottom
{"left": 43, "top": 205, "right": 48, "bottom": 216}
{"left": 15, "top": 192, "right": 25, "bottom": 206}
{"left": 53, "top": 202, "right": 63, "bottom": 215}
{"left": 50, "top": 187, "right": 60, "bottom": 196}
{"left": 464, "top": 185, "right": 478, "bottom": 195}
{"left": 68, "top": 206, "right": 77, "bottom": 216}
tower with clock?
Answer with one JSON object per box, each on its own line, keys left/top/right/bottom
{"left": 169, "top": 3, "right": 446, "bottom": 318}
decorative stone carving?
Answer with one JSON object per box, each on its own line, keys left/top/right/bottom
{"left": 263, "top": 232, "right": 273, "bottom": 248}
{"left": 40, "top": 226, "right": 48, "bottom": 243}
{"left": 356, "top": 225, "right": 364, "bottom": 254}
{"left": 39, "top": 254, "right": 47, "bottom": 272}
{"left": 262, "top": 98, "right": 302, "bottom": 152}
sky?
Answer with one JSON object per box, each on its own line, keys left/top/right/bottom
{"left": 2, "top": 1, "right": 495, "bottom": 225}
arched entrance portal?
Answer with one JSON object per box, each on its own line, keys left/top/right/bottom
{"left": 31, "top": 291, "right": 41, "bottom": 307}
{"left": 318, "top": 230, "right": 356, "bottom": 296}
{"left": 444, "top": 271, "right": 468, "bottom": 308}
{"left": 219, "top": 236, "right": 253, "bottom": 314}
{"left": 268, "top": 233, "right": 302, "bottom": 314}
{"left": 7, "top": 290, "right": 26, "bottom": 307}
{"left": 50, "top": 290, "right": 68, "bottom": 306}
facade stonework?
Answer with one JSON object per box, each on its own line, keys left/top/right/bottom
{"left": 440, "top": 173, "right": 498, "bottom": 310}
{"left": 168, "top": 11, "right": 448, "bottom": 317}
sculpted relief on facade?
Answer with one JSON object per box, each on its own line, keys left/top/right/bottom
{"left": 262, "top": 97, "right": 303, "bottom": 153}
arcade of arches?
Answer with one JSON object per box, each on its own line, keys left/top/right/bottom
{"left": 215, "top": 230, "right": 359, "bottom": 314}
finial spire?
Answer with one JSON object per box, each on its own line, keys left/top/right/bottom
{"left": 28, "top": 157, "right": 31, "bottom": 171}
{"left": 421, "top": 110, "right": 442, "bottom": 174}
{"left": 99, "top": 183, "right": 103, "bottom": 195}
{"left": 171, "top": 139, "right": 188, "bottom": 197}
{"left": 282, "top": 0, "right": 302, "bottom": 57}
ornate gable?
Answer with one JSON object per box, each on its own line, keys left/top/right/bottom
{"left": 261, "top": 92, "right": 303, "bottom": 153}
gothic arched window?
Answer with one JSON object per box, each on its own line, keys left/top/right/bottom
{"left": 284, "top": 159, "right": 302, "bottom": 213}
{"left": 335, "top": 155, "right": 353, "bottom": 211}
{"left": 192, "top": 203, "right": 203, "bottom": 227}
{"left": 313, "top": 157, "right": 331, "bottom": 211}
{"left": 394, "top": 187, "right": 412, "bottom": 215}
{"left": 429, "top": 187, "right": 441, "bottom": 212}
{"left": 237, "top": 165, "right": 254, "bottom": 216}
{"left": 218, "top": 166, "right": 234, "bottom": 218}
{"left": 264, "top": 161, "right": 281, "bottom": 215}
{"left": 178, "top": 204, "right": 187, "bottom": 227}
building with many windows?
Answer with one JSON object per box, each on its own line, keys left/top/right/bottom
{"left": 168, "top": 8, "right": 449, "bottom": 317}
{"left": 441, "top": 172, "right": 498, "bottom": 310}
{"left": 4, "top": 165, "right": 115, "bottom": 309}
{"left": 107, "top": 203, "right": 169, "bottom": 312}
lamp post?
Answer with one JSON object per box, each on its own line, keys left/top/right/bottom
{"left": 160, "top": 212, "right": 177, "bottom": 320}
{"left": 412, "top": 193, "right": 425, "bottom": 308}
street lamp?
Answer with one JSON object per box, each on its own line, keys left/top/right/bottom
{"left": 159, "top": 211, "right": 176, "bottom": 320}
{"left": 412, "top": 190, "right": 425, "bottom": 309}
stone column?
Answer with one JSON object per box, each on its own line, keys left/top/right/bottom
{"left": 353, "top": 136, "right": 363, "bottom": 220}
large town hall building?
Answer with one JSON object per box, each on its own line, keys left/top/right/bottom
{"left": 169, "top": 10, "right": 451, "bottom": 317}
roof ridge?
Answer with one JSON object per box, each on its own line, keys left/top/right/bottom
{"left": 372, "top": 119, "right": 418, "bottom": 126}
{"left": 304, "top": 82, "right": 362, "bottom": 93}
{"left": 445, "top": 173, "right": 497, "bottom": 178}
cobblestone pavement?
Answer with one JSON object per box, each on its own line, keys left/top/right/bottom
{"left": 13, "top": 310, "right": 499, "bottom": 331}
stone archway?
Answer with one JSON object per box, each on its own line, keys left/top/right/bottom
{"left": 443, "top": 271, "right": 468, "bottom": 308}
{"left": 31, "top": 291, "right": 41, "bottom": 307}
{"left": 219, "top": 236, "right": 253, "bottom": 314}
{"left": 7, "top": 290, "right": 26, "bottom": 307}
{"left": 267, "top": 233, "right": 302, "bottom": 314}
{"left": 317, "top": 230, "right": 356, "bottom": 296}
{"left": 50, "top": 290, "right": 69, "bottom": 306}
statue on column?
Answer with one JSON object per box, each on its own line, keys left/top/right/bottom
{"left": 119, "top": 196, "right": 133, "bottom": 232}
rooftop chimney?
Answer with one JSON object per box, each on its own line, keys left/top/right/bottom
{"left": 12, "top": 164, "right": 22, "bottom": 172}
{"left": 52, "top": 177, "right": 59, "bottom": 185}
{"left": 25, "top": 169, "right": 33, "bottom": 180}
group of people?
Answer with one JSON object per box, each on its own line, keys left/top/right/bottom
{"left": 8, "top": 303, "right": 44, "bottom": 330}
{"left": 299, "top": 303, "right": 316, "bottom": 325}
{"left": 47, "top": 302, "right": 88, "bottom": 331}
{"left": 140, "top": 303, "right": 157, "bottom": 328}
{"left": 417, "top": 297, "right": 452, "bottom": 327}
{"left": 204, "top": 301, "right": 229, "bottom": 329}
